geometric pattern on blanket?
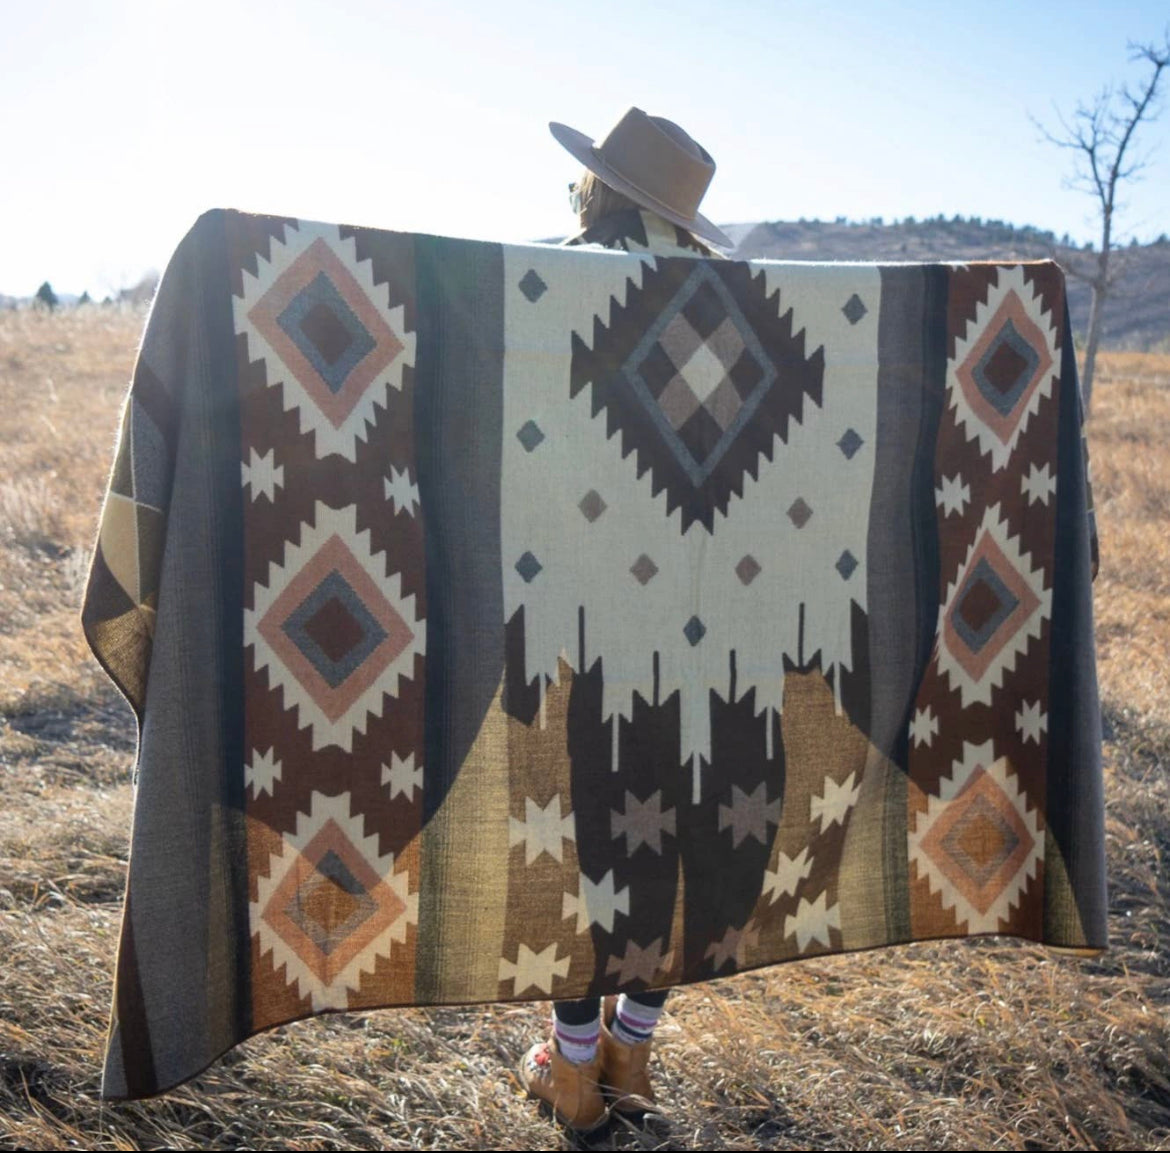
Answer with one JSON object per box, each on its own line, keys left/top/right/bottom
{"left": 244, "top": 500, "right": 425, "bottom": 752}
{"left": 234, "top": 224, "right": 416, "bottom": 461}
{"left": 908, "top": 739, "right": 1042, "bottom": 934}
{"left": 570, "top": 256, "right": 826, "bottom": 535}
{"left": 949, "top": 265, "right": 1058, "bottom": 472}
{"left": 936, "top": 502, "right": 1052, "bottom": 708}
{"left": 80, "top": 208, "right": 1106, "bottom": 1101}
{"left": 907, "top": 262, "right": 1067, "bottom": 942}
{"left": 252, "top": 789, "right": 418, "bottom": 1010}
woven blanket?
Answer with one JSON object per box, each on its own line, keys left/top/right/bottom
{"left": 82, "top": 209, "right": 1106, "bottom": 1100}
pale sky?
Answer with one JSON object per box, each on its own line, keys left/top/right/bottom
{"left": 2, "top": 0, "right": 1168, "bottom": 297}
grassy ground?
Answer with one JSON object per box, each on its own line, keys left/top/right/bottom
{"left": 0, "top": 307, "right": 1167, "bottom": 1151}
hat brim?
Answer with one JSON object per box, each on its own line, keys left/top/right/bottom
{"left": 550, "top": 121, "right": 733, "bottom": 250}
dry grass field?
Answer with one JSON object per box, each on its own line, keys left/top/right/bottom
{"left": 1, "top": 306, "right": 1168, "bottom": 1151}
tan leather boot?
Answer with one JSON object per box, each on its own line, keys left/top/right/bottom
{"left": 519, "top": 1031, "right": 608, "bottom": 1133}
{"left": 598, "top": 995, "right": 657, "bottom": 1119}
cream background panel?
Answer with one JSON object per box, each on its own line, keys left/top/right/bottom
{"left": 501, "top": 244, "right": 881, "bottom": 798}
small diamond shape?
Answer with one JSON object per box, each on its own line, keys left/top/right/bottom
{"left": 519, "top": 269, "right": 547, "bottom": 302}
{"left": 516, "top": 420, "right": 545, "bottom": 452}
{"left": 836, "top": 549, "right": 858, "bottom": 580}
{"left": 579, "top": 489, "right": 607, "bottom": 522}
{"left": 630, "top": 554, "right": 659, "bottom": 585}
{"left": 787, "top": 497, "right": 813, "bottom": 529}
{"left": 837, "top": 428, "right": 864, "bottom": 459}
{"left": 736, "top": 555, "right": 762, "bottom": 585}
{"left": 683, "top": 615, "right": 706, "bottom": 646}
{"left": 842, "top": 294, "right": 868, "bottom": 325}
{"left": 516, "top": 551, "right": 543, "bottom": 583}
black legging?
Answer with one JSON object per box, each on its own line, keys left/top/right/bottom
{"left": 553, "top": 989, "right": 669, "bottom": 1026}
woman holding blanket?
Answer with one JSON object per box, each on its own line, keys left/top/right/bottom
{"left": 518, "top": 107, "right": 732, "bottom": 1134}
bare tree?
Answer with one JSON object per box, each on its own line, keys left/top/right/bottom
{"left": 1035, "top": 32, "right": 1170, "bottom": 410}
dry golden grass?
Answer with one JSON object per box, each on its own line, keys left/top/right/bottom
{"left": 1, "top": 308, "right": 1167, "bottom": 1151}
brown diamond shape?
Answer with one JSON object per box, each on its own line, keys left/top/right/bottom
{"left": 299, "top": 302, "right": 353, "bottom": 365}
{"left": 630, "top": 554, "right": 659, "bottom": 585}
{"left": 736, "top": 555, "right": 762, "bottom": 585}
{"left": 579, "top": 489, "right": 607, "bottom": 523}
{"left": 304, "top": 596, "right": 367, "bottom": 663}
{"left": 984, "top": 340, "right": 1030, "bottom": 393}
{"left": 787, "top": 497, "right": 813, "bottom": 528}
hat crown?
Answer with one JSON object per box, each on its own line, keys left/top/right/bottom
{"left": 594, "top": 107, "right": 715, "bottom": 222}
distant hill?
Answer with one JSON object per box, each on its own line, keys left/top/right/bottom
{"left": 729, "top": 217, "right": 1170, "bottom": 353}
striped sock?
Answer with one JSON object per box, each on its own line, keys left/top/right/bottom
{"left": 611, "top": 995, "right": 665, "bottom": 1046}
{"left": 553, "top": 1011, "right": 600, "bottom": 1065}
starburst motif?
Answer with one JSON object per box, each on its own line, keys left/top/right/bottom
{"left": 784, "top": 890, "right": 840, "bottom": 952}
{"left": 718, "top": 783, "right": 782, "bottom": 848}
{"left": 1020, "top": 463, "right": 1056, "bottom": 506}
{"left": 241, "top": 447, "right": 284, "bottom": 502}
{"left": 935, "top": 472, "right": 970, "bottom": 518}
{"left": 605, "top": 937, "right": 673, "bottom": 986}
{"left": 611, "top": 790, "right": 676, "bottom": 855}
{"left": 498, "top": 942, "right": 570, "bottom": 995}
{"left": 384, "top": 466, "right": 420, "bottom": 517}
{"left": 761, "top": 847, "right": 813, "bottom": 904}
{"left": 509, "top": 794, "right": 576, "bottom": 866}
{"left": 562, "top": 870, "right": 630, "bottom": 933}
{"left": 245, "top": 746, "right": 283, "bottom": 798}
{"left": 704, "top": 919, "right": 760, "bottom": 971}
{"left": 810, "top": 772, "right": 861, "bottom": 834}
{"left": 1014, "top": 700, "right": 1048, "bottom": 745}
{"left": 910, "top": 706, "right": 940, "bottom": 748}
{"left": 381, "top": 751, "right": 423, "bottom": 801}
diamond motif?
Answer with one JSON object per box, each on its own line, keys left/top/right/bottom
{"left": 736, "top": 555, "right": 762, "bottom": 585}
{"left": 245, "top": 503, "right": 424, "bottom": 751}
{"left": 282, "top": 848, "right": 379, "bottom": 955}
{"left": 280, "top": 569, "right": 390, "bottom": 690}
{"left": 518, "top": 269, "right": 548, "bottom": 303}
{"left": 837, "top": 428, "right": 864, "bottom": 459}
{"left": 630, "top": 554, "right": 659, "bottom": 585}
{"left": 936, "top": 503, "right": 1050, "bottom": 707}
{"left": 787, "top": 497, "right": 813, "bottom": 528}
{"left": 252, "top": 791, "right": 417, "bottom": 1010}
{"left": 571, "top": 258, "right": 824, "bottom": 534}
{"left": 234, "top": 225, "right": 415, "bottom": 462}
{"left": 909, "top": 740, "right": 1042, "bottom": 932}
{"left": 623, "top": 270, "right": 774, "bottom": 481}
{"left": 949, "top": 559, "right": 1020, "bottom": 655}
{"left": 836, "top": 550, "right": 858, "bottom": 580}
{"left": 276, "top": 272, "right": 376, "bottom": 395}
{"left": 842, "top": 293, "right": 868, "bottom": 325}
{"left": 683, "top": 615, "right": 706, "bottom": 646}
{"left": 948, "top": 267, "right": 1058, "bottom": 472}
{"left": 515, "top": 551, "right": 543, "bottom": 583}
{"left": 516, "top": 419, "right": 545, "bottom": 452}
{"left": 578, "top": 489, "right": 607, "bottom": 522}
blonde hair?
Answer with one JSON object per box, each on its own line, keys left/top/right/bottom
{"left": 576, "top": 169, "right": 639, "bottom": 228}
{"left": 576, "top": 168, "right": 709, "bottom": 252}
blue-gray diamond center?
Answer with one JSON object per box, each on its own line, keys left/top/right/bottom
{"left": 621, "top": 264, "right": 777, "bottom": 487}
{"left": 277, "top": 271, "right": 376, "bottom": 394}
{"left": 937, "top": 795, "right": 1021, "bottom": 889}
{"left": 972, "top": 319, "right": 1041, "bottom": 417}
{"left": 284, "top": 848, "right": 379, "bottom": 956}
{"left": 281, "top": 569, "right": 388, "bottom": 689}
{"left": 951, "top": 557, "right": 1020, "bottom": 653}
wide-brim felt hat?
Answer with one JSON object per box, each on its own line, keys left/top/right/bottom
{"left": 550, "top": 107, "right": 733, "bottom": 249}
